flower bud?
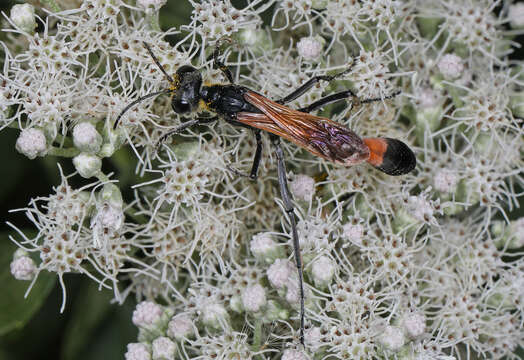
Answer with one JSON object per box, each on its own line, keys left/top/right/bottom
{"left": 297, "top": 36, "right": 324, "bottom": 60}
{"left": 167, "top": 314, "right": 194, "bottom": 340}
{"left": 125, "top": 343, "right": 151, "bottom": 360}
{"left": 133, "top": 301, "right": 164, "bottom": 329}
{"left": 290, "top": 174, "right": 315, "bottom": 201}
{"left": 377, "top": 325, "right": 405, "bottom": 351}
{"left": 311, "top": 255, "right": 335, "bottom": 288}
{"left": 509, "top": 3, "right": 524, "bottom": 28}
{"left": 250, "top": 232, "right": 283, "bottom": 263}
{"left": 201, "top": 303, "right": 228, "bottom": 329}
{"left": 73, "top": 122, "right": 102, "bottom": 153}
{"left": 438, "top": 54, "right": 464, "bottom": 80}
{"left": 73, "top": 153, "right": 102, "bottom": 178}
{"left": 152, "top": 337, "right": 175, "bottom": 360}
{"left": 241, "top": 284, "right": 267, "bottom": 312}
{"left": 401, "top": 312, "right": 426, "bottom": 338}
{"left": 10, "top": 4, "right": 36, "bottom": 33}
{"left": 16, "top": 128, "right": 47, "bottom": 159}
{"left": 10, "top": 255, "right": 37, "bottom": 280}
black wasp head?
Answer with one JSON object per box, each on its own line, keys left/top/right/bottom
{"left": 171, "top": 65, "right": 202, "bottom": 114}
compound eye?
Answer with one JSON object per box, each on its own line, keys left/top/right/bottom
{"left": 172, "top": 99, "right": 191, "bottom": 114}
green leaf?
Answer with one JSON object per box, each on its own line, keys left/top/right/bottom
{"left": 0, "top": 234, "right": 56, "bottom": 336}
{"left": 78, "top": 300, "right": 137, "bottom": 360}
{"left": 61, "top": 280, "right": 115, "bottom": 360}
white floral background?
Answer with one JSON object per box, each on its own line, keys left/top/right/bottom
{"left": 1, "top": 0, "right": 523, "bottom": 359}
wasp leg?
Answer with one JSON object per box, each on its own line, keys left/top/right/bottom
{"left": 249, "top": 130, "right": 262, "bottom": 180}
{"left": 298, "top": 90, "right": 401, "bottom": 113}
{"left": 224, "top": 127, "right": 262, "bottom": 181}
{"left": 212, "top": 41, "right": 234, "bottom": 84}
{"left": 276, "top": 65, "right": 355, "bottom": 105}
{"left": 271, "top": 135, "right": 305, "bottom": 346}
{"left": 156, "top": 116, "right": 219, "bottom": 150}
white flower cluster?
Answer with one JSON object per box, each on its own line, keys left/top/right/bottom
{"left": 3, "top": 0, "right": 524, "bottom": 359}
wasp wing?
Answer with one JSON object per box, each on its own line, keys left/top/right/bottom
{"left": 236, "top": 91, "right": 370, "bottom": 166}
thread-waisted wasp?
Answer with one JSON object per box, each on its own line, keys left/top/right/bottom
{"left": 114, "top": 40, "right": 416, "bottom": 346}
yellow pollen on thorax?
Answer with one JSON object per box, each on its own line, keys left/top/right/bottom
{"left": 169, "top": 73, "right": 180, "bottom": 91}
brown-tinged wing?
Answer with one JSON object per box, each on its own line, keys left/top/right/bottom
{"left": 236, "top": 91, "right": 370, "bottom": 165}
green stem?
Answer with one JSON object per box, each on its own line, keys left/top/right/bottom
{"left": 124, "top": 207, "right": 148, "bottom": 224}
{"left": 251, "top": 317, "right": 263, "bottom": 351}
{"left": 147, "top": 10, "right": 161, "bottom": 32}
{"left": 48, "top": 147, "right": 80, "bottom": 158}
{"left": 41, "top": 0, "right": 61, "bottom": 12}
{"left": 96, "top": 172, "right": 110, "bottom": 182}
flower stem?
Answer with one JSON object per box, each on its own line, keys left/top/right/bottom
{"left": 48, "top": 147, "right": 80, "bottom": 158}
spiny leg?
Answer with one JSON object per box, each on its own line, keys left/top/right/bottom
{"left": 271, "top": 134, "right": 305, "bottom": 346}
{"left": 156, "top": 116, "right": 218, "bottom": 150}
{"left": 298, "top": 90, "right": 401, "bottom": 113}
{"left": 276, "top": 64, "right": 355, "bottom": 105}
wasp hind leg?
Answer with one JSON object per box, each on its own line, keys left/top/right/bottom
{"left": 271, "top": 134, "right": 305, "bottom": 346}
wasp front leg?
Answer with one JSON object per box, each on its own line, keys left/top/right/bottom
{"left": 298, "top": 89, "right": 400, "bottom": 113}
{"left": 276, "top": 65, "right": 354, "bottom": 105}
{"left": 156, "top": 116, "right": 219, "bottom": 150}
{"left": 212, "top": 40, "right": 234, "bottom": 84}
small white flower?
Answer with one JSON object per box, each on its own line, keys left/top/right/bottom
{"left": 290, "top": 174, "right": 315, "bottom": 201}
{"left": 402, "top": 311, "right": 426, "bottom": 338}
{"left": 167, "top": 314, "right": 194, "bottom": 340}
{"left": 342, "top": 221, "right": 364, "bottom": 245}
{"left": 378, "top": 325, "right": 405, "bottom": 351}
{"left": 407, "top": 193, "right": 438, "bottom": 225}
{"left": 267, "top": 259, "right": 294, "bottom": 289}
{"left": 16, "top": 128, "right": 47, "bottom": 159}
{"left": 241, "top": 284, "right": 266, "bottom": 312}
{"left": 282, "top": 348, "right": 308, "bottom": 360}
{"left": 132, "top": 301, "right": 164, "bottom": 328}
{"left": 73, "top": 122, "right": 102, "bottom": 153}
{"left": 125, "top": 343, "right": 151, "bottom": 360}
{"left": 438, "top": 54, "right": 464, "bottom": 80}
{"left": 152, "top": 337, "right": 175, "bottom": 360}
{"left": 10, "top": 256, "right": 37, "bottom": 280}
{"left": 297, "top": 36, "right": 323, "bottom": 60}
{"left": 10, "top": 4, "right": 36, "bottom": 33}
{"left": 311, "top": 255, "right": 335, "bottom": 287}
{"left": 434, "top": 170, "right": 458, "bottom": 193}
{"left": 91, "top": 202, "right": 124, "bottom": 247}
{"left": 73, "top": 153, "right": 102, "bottom": 178}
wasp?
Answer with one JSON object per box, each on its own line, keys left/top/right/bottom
{"left": 114, "top": 41, "right": 416, "bottom": 346}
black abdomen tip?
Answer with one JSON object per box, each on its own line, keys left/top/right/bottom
{"left": 374, "top": 138, "right": 416, "bottom": 176}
